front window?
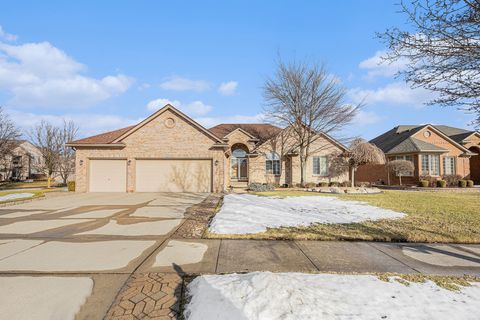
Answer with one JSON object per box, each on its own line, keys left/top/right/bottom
{"left": 394, "top": 155, "right": 414, "bottom": 176}
{"left": 421, "top": 154, "right": 440, "bottom": 176}
{"left": 266, "top": 152, "right": 280, "bottom": 175}
{"left": 313, "top": 156, "right": 328, "bottom": 176}
{"left": 443, "top": 156, "right": 456, "bottom": 175}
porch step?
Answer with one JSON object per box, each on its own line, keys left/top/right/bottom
{"left": 230, "top": 181, "right": 248, "bottom": 188}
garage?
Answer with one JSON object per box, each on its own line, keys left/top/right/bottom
{"left": 89, "top": 159, "right": 127, "bottom": 192}
{"left": 135, "top": 159, "right": 211, "bottom": 192}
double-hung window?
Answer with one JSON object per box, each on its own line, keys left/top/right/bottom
{"left": 266, "top": 152, "right": 280, "bottom": 175}
{"left": 443, "top": 156, "right": 456, "bottom": 175}
{"left": 394, "top": 155, "right": 414, "bottom": 176}
{"left": 421, "top": 154, "right": 440, "bottom": 176}
{"left": 313, "top": 156, "right": 328, "bottom": 176}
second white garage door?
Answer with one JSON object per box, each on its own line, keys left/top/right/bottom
{"left": 135, "top": 159, "right": 212, "bottom": 192}
{"left": 89, "top": 159, "right": 127, "bottom": 192}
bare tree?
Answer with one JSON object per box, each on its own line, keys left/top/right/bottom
{"left": 347, "top": 138, "right": 386, "bottom": 187}
{"left": 386, "top": 159, "right": 415, "bottom": 185}
{"left": 0, "top": 108, "right": 21, "bottom": 181}
{"left": 264, "top": 60, "right": 358, "bottom": 186}
{"left": 379, "top": 0, "right": 480, "bottom": 126}
{"left": 58, "top": 120, "right": 78, "bottom": 184}
{"left": 328, "top": 151, "right": 350, "bottom": 182}
{"left": 29, "top": 121, "right": 61, "bottom": 187}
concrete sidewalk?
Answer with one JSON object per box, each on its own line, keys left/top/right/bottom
{"left": 139, "top": 239, "right": 480, "bottom": 277}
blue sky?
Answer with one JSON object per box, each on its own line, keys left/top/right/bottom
{"left": 0, "top": 0, "right": 475, "bottom": 140}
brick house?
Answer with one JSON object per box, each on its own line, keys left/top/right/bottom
{"left": 356, "top": 125, "right": 480, "bottom": 185}
{"left": 0, "top": 140, "right": 44, "bottom": 181}
{"left": 67, "top": 104, "right": 348, "bottom": 192}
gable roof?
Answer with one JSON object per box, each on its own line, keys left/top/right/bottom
{"left": 209, "top": 124, "right": 282, "bottom": 144}
{"left": 67, "top": 104, "right": 226, "bottom": 147}
{"left": 370, "top": 124, "right": 477, "bottom": 155}
{"left": 67, "top": 125, "right": 135, "bottom": 145}
{"left": 388, "top": 137, "right": 447, "bottom": 154}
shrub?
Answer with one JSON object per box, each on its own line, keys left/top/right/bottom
{"left": 67, "top": 181, "right": 75, "bottom": 192}
{"left": 280, "top": 183, "right": 289, "bottom": 188}
{"left": 458, "top": 180, "right": 467, "bottom": 188}
{"left": 419, "top": 176, "right": 437, "bottom": 187}
{"left": 318, "top": 182, "right": 329, "bottom": 187}
{"left": 442, "top": 174, "right": 462, "bottom": 187}
{"left": 329, "top": 181, "right": 339, "bottom": 187}
{"left": 467, "top": 180, "right": 474, "bottom": 188}
{"left": 248, "top": 183, "right": 275, "bottom": 192}
{"left": 436, "top": 180, "right": 446, "bottom": 188}
{"left": 419, "top": 180, "right": 429, "bottom": 188}
{"left": 355, "top": 181, "right": 369, "bottom": 187}
{"left": 305, "top": 182, "right": 316, "bottom": 188}
{"left": 339, "top": 181, "right": 350, "bottom": 187}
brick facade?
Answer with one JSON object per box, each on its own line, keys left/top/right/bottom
{"left": 74, "top": 109, "right": 225, "bottom": 193}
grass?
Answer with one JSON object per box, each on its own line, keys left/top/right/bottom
{"left": 0, "top": 180, "right": 50, "bottom": 190}
{"left": 206, "top": 190, "right": 480, "bottom": 243}
{"left": 376, "top": 273, "right": 480, "bottom": 291}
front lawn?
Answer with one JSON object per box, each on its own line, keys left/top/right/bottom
{"left": 206, "top": 190, "right": 480, "bottom": 243}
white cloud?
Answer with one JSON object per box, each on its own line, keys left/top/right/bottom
{"left": 218, "top": 81, "right": 238, "bottom": 96}
{"left": 354, "top": 110, "right": 384, "bottom": 126}
{"left": 359, "top": 50, "right": 409, "bottom": 79}
{"left": 159, "top": 76, "right": 210, "bottom": 92}
{"left": 7, "top": 108, "right": 140, "bottom": 138}
{"left": 195, "top": 114, "right": 265, "bottom": 128}
{"left": 0, "top": 41, "right": 133, "bottom": 108}
{"left": 0, "top": 26, "right": 17, "bottom": 41}
{"left": 349, "top": 82, "right": 435, "bottom": 108}
{"left": 146, "top": 98, "right": 212, "bottom": 116}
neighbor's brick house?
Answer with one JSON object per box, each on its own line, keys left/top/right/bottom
{"left": 356, "top": 125, "right": 480, "bottom": 185}
{"left": 67, "top": 104, "right": 348, "bottom": 193}
{"left": 0, "top": 140, "right": 44, "bottom": 181}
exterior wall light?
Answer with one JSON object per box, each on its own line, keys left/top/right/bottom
{"left": 79, "top": 160, "right": 83, "bottom": 166}
{"left": 127, "top": 160, "right": 132, "bottom": 166}
{"left": 214, "top": 160, "right": 219, "bottom": 166}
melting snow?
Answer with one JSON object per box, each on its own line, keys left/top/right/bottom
{"left": 185, "top": 272, "right": 480, "bottom": 320}
{"left": 0, "top": 193, "right": 34, "bottom": 202}
{"left": 209, "top": 194, "right": 405, "bottom": 234}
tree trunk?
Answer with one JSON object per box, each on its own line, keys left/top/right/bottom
{"left": 399, "top": 174, "right": 402, "bottom": 186}
{"left": 350, "top": 166, "right": 355, "bottom": 187}
{"left": 300, "top": 159, "right": 305, "bottom": 187}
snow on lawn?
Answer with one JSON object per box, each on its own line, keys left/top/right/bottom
{"left": 185, "top": 272, "right": 480, "bottom": 320}
{"left": 209, "top": 194, "right": 405, "bottom": 234}
{"left": 0, "top": 192, "right": 34, "bottom": 202}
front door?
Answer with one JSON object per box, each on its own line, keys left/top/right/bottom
{"left": 231, "top": 158, "right": 248, "bottom": 180}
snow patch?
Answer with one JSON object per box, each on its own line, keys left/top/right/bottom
{"left": 209, "top": 194, "right": 405, "bottom": 234}
{"left": 0, "top": 276, "right": 93, "bottom": 320}
{"left": 0, "top": 193, "right": 34, "bottom": 202}
{"left": 185, "top": 272, "right": 480, "bottom": 320}
{"left": 154, "top": 240, "right": 208, "bottom": 267}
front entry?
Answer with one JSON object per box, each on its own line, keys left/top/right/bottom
{"left": 231, "top": 147, "right": 248, "bottom": 181}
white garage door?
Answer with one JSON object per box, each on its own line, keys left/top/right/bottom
{"left": 136, "top": 159, "right": 211, "bottom": 192}
{"left": 89, "top": 159, "right": 127, "bottom": 192}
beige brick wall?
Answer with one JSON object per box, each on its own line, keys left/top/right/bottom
{"left": 75, "top": 109, "right": 225, "bottom": 193}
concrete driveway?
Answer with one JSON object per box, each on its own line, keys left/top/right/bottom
{"left": 0, "top": 192, "right": 207, "bottom": 320}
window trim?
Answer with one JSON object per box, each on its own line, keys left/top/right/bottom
{"left": 421, "top": 154, "right": 440, "bottom": 176}
{"left": 443, "top": 156, "right": 456, "bottom": 176}
{"left": 265, "top": 152, "right": 281, "bottom": 176}
{"left": 313, "top": 156, "right": 329, "bottom": 177}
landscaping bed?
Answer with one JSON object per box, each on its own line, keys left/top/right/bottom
{"left": 206, "top": 190, "right": 480, "bottom": 243}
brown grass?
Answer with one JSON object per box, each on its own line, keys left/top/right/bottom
{"left": 205, "top": 190, "right": 480, "bottom": 243}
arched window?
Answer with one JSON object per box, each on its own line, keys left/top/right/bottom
{"left": 232, "top": 148, "right": 247, "bottom": 158}
{"left": 266, "top": 152, "right": 280, "bottom": 175}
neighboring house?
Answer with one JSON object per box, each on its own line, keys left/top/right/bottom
{"left": 0, "top": 140, "right": 44, "bottom": 181}
{"left": 356, "top": 125, "right": 480, "bottom": 185}
{"left": 66, "top": 104, "right": 348, "bottom": 193}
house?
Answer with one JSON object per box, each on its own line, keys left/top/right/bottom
{"left": 66, "top": 104, "right": 348, "bottom": 193}
{"left": 0, "top": 140, "right": 44, "bottom": 181}
{"left": 356, "top": 124, "right": 480, "bottom": 185}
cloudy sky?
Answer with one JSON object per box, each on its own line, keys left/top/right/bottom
{"left": 0, "top": 1, "right": 475, "bottom": 140}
